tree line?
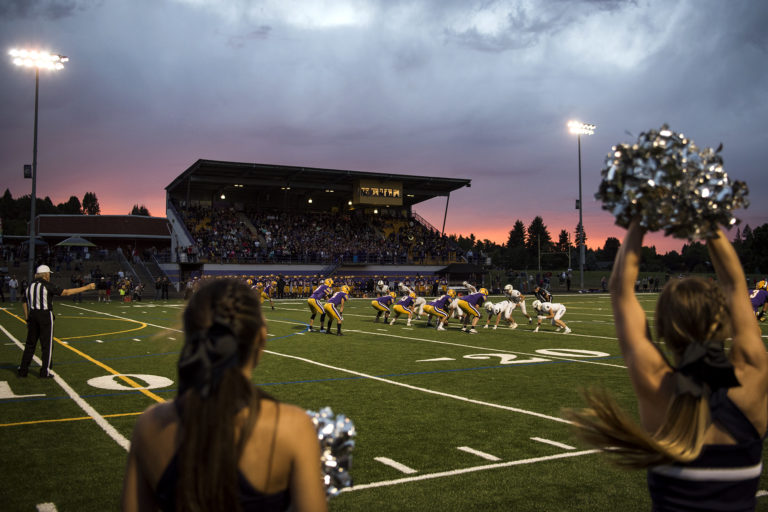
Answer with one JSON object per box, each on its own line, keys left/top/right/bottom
{"left": 447, "top": 216, "right": 768, "bottom": 275}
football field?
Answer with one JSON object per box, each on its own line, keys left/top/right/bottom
{"left": 2, "top": 294, "right": 767, "bottom": 511}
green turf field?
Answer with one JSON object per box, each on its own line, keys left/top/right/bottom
{"left": 2, "top": 294, "right": 767, "bottom": 511}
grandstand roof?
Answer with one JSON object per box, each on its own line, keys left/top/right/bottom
{"left": 166, "top": 159, "right": 471, "bottom": 211}
{"left": 36, "top": 215, "right": 171, "bottom": 240}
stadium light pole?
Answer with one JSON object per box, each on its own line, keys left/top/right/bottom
{"left": 9, "top": 48, "right": 68, "bottom": 286}
{"left": 567, "top": 120, "right": 595, "bottom": 292}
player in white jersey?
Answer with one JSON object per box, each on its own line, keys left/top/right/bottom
{"left": 483, "top": 300, "right": 518, "bottom": 329}
{"left": 503, "top": 284, "right": 533, "bottom": 324}
{"left": 531, "top": 300, "right": 571, "bottom": 333}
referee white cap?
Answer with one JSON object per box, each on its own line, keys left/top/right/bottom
{"left": 36, "top": 264, "right": 53, "bottom": 274}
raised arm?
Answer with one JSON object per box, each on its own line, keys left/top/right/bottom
{"left": 707, "top": 229, "right": 768, "bottom": 386}
{"left": 609, "top": 220, "right": 671, "bottom": 430}
{"left": 62, "top": 282, "right": 96, "bottom": 297}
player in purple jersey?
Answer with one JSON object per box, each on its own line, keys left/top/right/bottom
{"left": 750, "top": 280, "right": 768, "bottom": 321}
{"left": 457, "top": 288, "right": 488, "bottom": 333}
{"left": 423, "top": 289, "right": 456, "bottom": 330}
{"left": 323, "top": 285, "right": 349, "bottom": 335}
{"left": 389, "top": 292, "right": 416, "bottom": 326}
{"left": 371, "top": 291, "right": 397, "bottom": 323}
{"left": 307, "top": 278, "right": 333, "bottom": 332}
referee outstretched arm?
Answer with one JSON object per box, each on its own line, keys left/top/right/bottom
{"left": 18, "top": 265, "right": 96, "bottom": 378}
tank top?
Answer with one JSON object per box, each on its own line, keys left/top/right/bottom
{"left": 647, "top": 388, "right": 765, "bottom": 511}
{"left": 155, "top": 403, "right": 291, "bottom": 512}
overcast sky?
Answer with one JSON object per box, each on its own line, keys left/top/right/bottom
{"left": 1, "top": 0, "right": 766, "bottom": 253}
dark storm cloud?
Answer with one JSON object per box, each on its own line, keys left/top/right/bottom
{"left": 0, "top": 0, "right": 91, "bottom": 20}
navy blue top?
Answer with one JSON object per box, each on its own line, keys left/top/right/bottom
{"left": 647, "top": 388, "right": 765, "bottom": 511}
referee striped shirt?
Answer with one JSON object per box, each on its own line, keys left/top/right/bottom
{"left": 25, "top": 279, "right": 63, "bottom": 311}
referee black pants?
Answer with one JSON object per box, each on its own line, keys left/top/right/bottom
{"left": 19, "top": 310, "right": 55, "bottom": 377}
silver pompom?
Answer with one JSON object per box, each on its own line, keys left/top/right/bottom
{"left": 595, "top": 125, "right": 749, "bottom": 240}
{"left": 306, "top": 406, "right": 356, "bottom": 497}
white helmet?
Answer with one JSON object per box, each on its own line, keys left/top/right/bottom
{"left": 532, "top": 300, "right": 542, "bottom": 310}
{"left": 484, "top": 301, "right": 494, "bottom": 312}
{"left": 378, "top": 280, "right": 384, "bottom": 287}
{"left": 503, "top": 284, "right": 514, "bottom": 293}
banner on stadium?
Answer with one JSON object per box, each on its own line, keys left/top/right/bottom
{"left": 353, "top": 180, "right": 403, "bottom": 206}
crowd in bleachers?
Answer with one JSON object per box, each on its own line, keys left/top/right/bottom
{"left": 175, "top": 203, "right": 467, "bottom": 265}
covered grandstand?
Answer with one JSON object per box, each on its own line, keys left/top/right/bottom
{"left": 163, "top": 159, "right": 475, "bottom": 285}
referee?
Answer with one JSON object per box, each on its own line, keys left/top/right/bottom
{"left": 17, "top": 265, "right": 95, "bottom": 378}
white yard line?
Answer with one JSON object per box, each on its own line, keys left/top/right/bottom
{"left": 530, "top": 437, "right": 576, "bottom": 450}
{"left": 457, "top": 446, "right": 501, "bottom": 461}
{"left": 0, "top": 324, "right": 131, "bottom": 451}
{"left": 374, "top": 457, "right": 418, "bottom": 474}
{"left": 343, "top": 450, "right": 599, "bottom": 493}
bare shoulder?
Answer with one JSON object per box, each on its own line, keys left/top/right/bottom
{"left": 132, "top": 401, "right": 179, "bottom": 447}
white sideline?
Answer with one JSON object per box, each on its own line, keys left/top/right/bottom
{"left": 530, "top": 437, "right": 576, "bottom": 450}
{"left": 0, "top": 324, "right": 131, "bottom": 451}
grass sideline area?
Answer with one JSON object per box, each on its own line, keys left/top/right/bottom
{"left": 1, "top": 294, "right": 767, "bottom": 511}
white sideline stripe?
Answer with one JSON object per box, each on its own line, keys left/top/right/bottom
{"left": 345, "top": 329, "right": 627, "bottom": 369}
{"left": 36, "top": 503, "right": 57, "bottom": 512}
{"left": 457, "top": 446, "right": 500, "bottom": 461}
{"left": 343, "top": 449, "right": 598, "bottom": 493}
{"left": 375, "top": 457, "right": 418, "bottom": 474}
{"left": 530, "top": 437, "right": 576, "bottom": 450}
{"left": 265, "top": 350, "right": 572, "bottom": 424}
{"left": 757, "top": 490, "right": 768, "bottom": 498}
{"left": 0, "top": 324, "right": 131, "bottom": 451}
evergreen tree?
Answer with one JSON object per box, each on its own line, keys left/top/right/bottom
{"left": 82, "top": 192, "right": 100, "bottom": 215}
{"left": 130, "top": 204, "right": 150, "bottom": 216}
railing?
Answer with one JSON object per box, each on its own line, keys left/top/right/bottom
{"left": 411, "top": 212, "right": 440, "bottom": 234}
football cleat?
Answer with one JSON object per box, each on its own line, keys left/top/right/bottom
{"left": 468, "top": 328, "right": 478, "bottom": 334}
{"left": 564, "top": 327, "right": 572, "bottom": 334}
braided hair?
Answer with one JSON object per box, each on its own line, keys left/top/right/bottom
{"left": 176, "top": 279, "right": 268, "bottom": 511}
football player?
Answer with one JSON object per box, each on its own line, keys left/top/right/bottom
{"left": 750, "top": 279, "right": 768, "bottom": 321}
{"left": 533, "top": 285, "right": 553, "bottom": 304}
{"left": 390, "top": 291, "right": 416, "bottom": 326}
{"left": 458, "top": 287, "right": 489, "bottom": 333}
{"left": 423, "top": 289, "right": 456, "bottom": 330}
{"left": 483, "top": 300, "right": 517, "bottom": 329}
{"left": 372, "top": 291, "right": 398, "bottom": 323}
{"left": 531, "top": 299, "right": 571, "bottom": 333}
{"left": 307, "top": 278, "right": 333, "bottom": 332}
{"left": 323, "top": 285, "right": 349, "bottom": 335}
{"left": 503, "top": 284, "right": 533, "bottom": 324}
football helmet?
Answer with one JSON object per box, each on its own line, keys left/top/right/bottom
{"left": 447, "top": 289, "right": 456, "bottom": 298}
{"left": 409, "top": 291, "right": 416, "bottom": 298}
{"left": 484, "top": 301, "right": 494, "bottom": 312}
{"left": 389, "top": 291, "right": 397, "bottom": 299}
{"left": 341, "top": 285, "right": 350, "bottom": 293}
{"left": 378, "top": 280, "right": 384, "bottom": 287}
{"left": 246, "top": 278, "right": 253, "bottom": 286}
{"left": 758, "top": 280, "right": 767, "bottom": 290}
{"left": 503, "top": 284, "right": 514, "bottom": 293}
{"left": 531, "top": 300, "right": 542, "bottom": 310}
{"left": 479, "top": 288, "right": 489, "bottom": 296}
{"left": 324, "top": 278, "right": 334, "bottom": 287}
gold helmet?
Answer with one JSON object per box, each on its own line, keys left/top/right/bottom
{"left": 479, "top": 288, "right": 489, "bottom": 296}
{"left": 389, "top": 291, "right": 397, "bottom": 298}
{"left": 341, "top": 285, "right": 350, "bottom": 293}
{"left": 324, "top": 278, "right": 334, "bottom": 287}
{"left": 409, "top": 291, "right": 416, "bottom": 299}
{"left": 246, "top": 278, "right": 253, "bottom": 286}
{"left": 271, "top": 280, "right": 278, "bottom": 287}
{"left": 447, "top": 288, "right": 456, "bottom": 298}
{"left": 758, "top": 280, "right": 767, "bottom": 290}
